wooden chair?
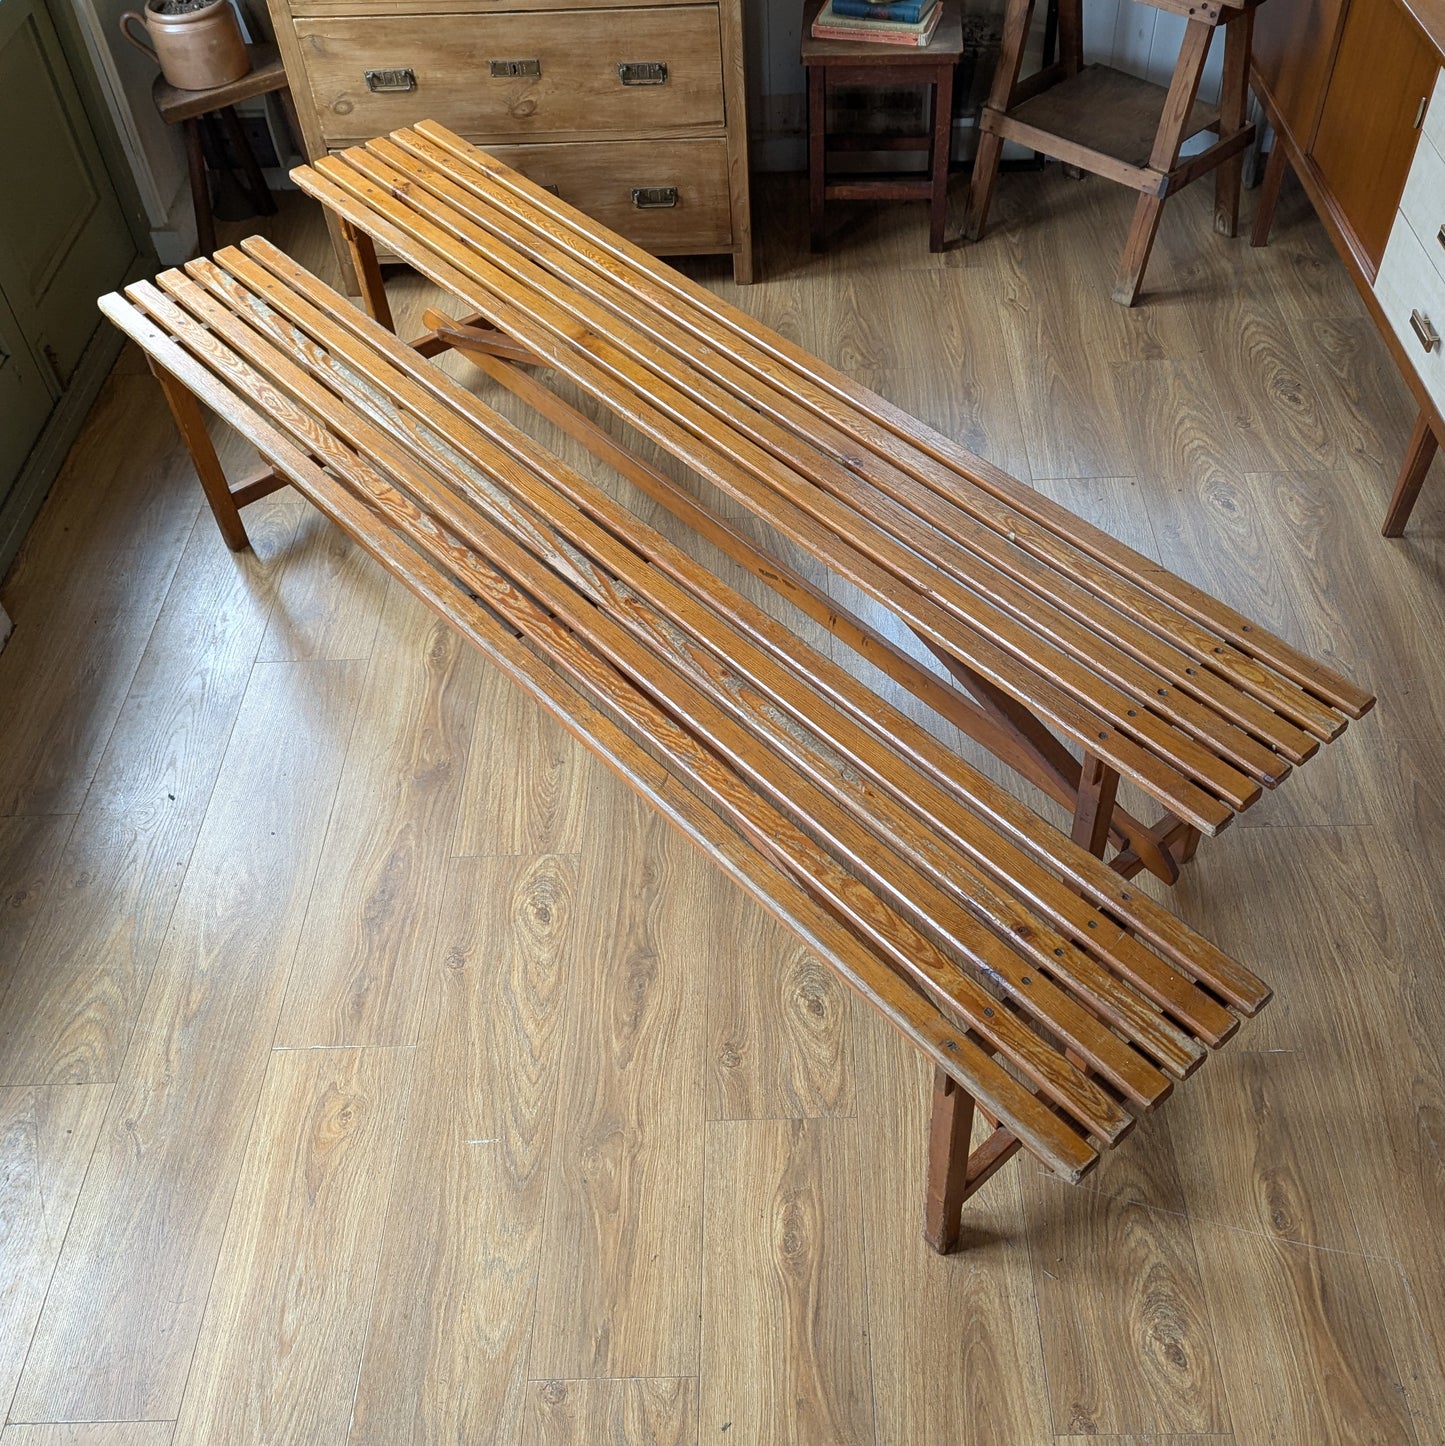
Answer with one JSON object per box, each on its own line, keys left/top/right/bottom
{"left": 964, "top": 0, "right": 1262, "bottom": 304}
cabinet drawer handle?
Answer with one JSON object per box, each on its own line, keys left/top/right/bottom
{"left": 1410, "top": 309, "right": 1440, "bottom": 353}
{"left": 618, "top": 61, "right": 668, "bottom": 85}
{"left": 1436, "top": 224, "right": 1444, "bottom": 252}
{"left": 632, "top": 186, "right": 678, "bottom": 208}
{"left": 489, "top": 58, "right": 540, "bottom": 78}
{"left": 364, "top": 67, "right": 415, "bottom": 92}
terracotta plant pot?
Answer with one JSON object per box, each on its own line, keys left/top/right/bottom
{"left": 120, "top": 0, "right": 250, "bottom": 91}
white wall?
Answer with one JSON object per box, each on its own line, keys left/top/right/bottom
{"left": 747, "top": 0, "right": 1228, "bottom": 169}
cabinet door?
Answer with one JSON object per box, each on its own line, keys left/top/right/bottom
{"left": 0, "top": 0, "right": 135, "bottom": 390}
{"left": 0, "top": 285, "right": 53, "bottom": 505}
{"left": 1312, "top": 0, "right": 1440, "bottom": 274}
{"left": 1251, "top": 0, "right": 1349, "bottom": 149}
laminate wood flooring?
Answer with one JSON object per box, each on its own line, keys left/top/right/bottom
{"left": 0, "top": 164, "right": 1440, "bottom": 1443}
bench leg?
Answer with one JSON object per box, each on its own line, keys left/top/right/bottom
{"left": 340, "top": 220, "right": 395, "bottom": 332}
{"left": 147, "top": 357, "right": 251, "bottom": 551}
{"left": 1071, "top": 752, "right": 1119, "bottom": 857}
{"left": 924, "top": 1067, "right": 1024, "bottom": 1253}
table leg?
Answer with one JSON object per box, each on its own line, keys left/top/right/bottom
{"left": 184, "top": 117, "right": 215, "bottom": 257}
{"left": 219, "top": 104, "right": 277, "bottom": 218}
{"left": 929, "top": 61, "right": 954, "bottom": 252}
{"left": 809, "top": 65, "right": 827, "bottom": 252}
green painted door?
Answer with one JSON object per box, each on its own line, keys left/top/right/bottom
{"left": 0, "top": 284, "right": 52, "bottom": 489}
{"left": 0, "top": 0, "right": 135, "bottom": 391}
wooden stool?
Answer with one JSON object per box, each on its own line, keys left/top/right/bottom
{"left": 965, "top": 0, "right": 1262, "bottom": 304}
{"left": 153, "top": 43, "right": 296, "bottom": 256}
{"left": 802, "top": 0, "right": 965, "bottom": 253}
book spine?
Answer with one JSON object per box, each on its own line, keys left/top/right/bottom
{"left": 828, "top": 0, "right": 933, "bottom": 22}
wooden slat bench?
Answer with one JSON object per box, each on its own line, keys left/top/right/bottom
{"left": 289, "top": 124, "right": 1373, "bottom": 889}
{"left": 94, "top": 138, "right": 1370, "bottom": 1250}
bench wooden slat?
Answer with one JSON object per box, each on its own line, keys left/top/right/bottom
{"left": 98, "top": 288, "right": 1107, "bottom": 1185}
{"left": 233, "top": 240, "right": 1257, "bottom": 1046}
{"left": 300, "top": 156, "right": 1240, "bottom": 839}
{"left": 133, "top": 272, "right": 1151, "bottom": 1138}
{"left": 336, "top": 142, "right": 1273, "bottom": 816}
{"left": 192, "top": 249, "right": 1214, "bottom": 1085}
{"left": 388, "top": 127, "right": 1326, "bottom": 772}
{"left": 408, "top": 121, "right": 1372, "bottom": 724}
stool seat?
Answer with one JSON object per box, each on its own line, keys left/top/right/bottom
{"left": 152, "top": 42, "right": 294, "bottom": 257}
{"left": 802, "top": 0, "right": 965, "bottom": 253}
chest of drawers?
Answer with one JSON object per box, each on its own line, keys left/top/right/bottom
{"left": 267, "top": 0, "right": 753, "bottom": 285}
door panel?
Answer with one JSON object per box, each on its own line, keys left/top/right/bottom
{"left": 0, "top": 286, "right": 52, "bottom": 502}
{"left": 0, "top": 0, "right": 135, "bottom": 387}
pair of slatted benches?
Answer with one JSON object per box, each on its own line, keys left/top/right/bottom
{"left": 98, "top": 125, "right": 1372, "bottom": 1250}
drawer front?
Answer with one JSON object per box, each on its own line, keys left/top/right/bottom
{"left": 297, "top": 10, "right": 724, "bottom": 144}
{"left": 336, "top": 136, "right": 732, "bottom": 254}
{"left": 485, "top": 137, "right": 731, "bottom": 251}
{"left": 1399, "top": 128, "right": 1445, "bottom": 287}
{"left": 1375, "top": 217, "right": 1445, "bottom": 416}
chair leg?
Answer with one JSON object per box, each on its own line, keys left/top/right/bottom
{"left": 964, "top": 0, "right": 1036, "bottom": 242}
{"left": 184, "top": 118, "right": 215, "bottom": 257}
{"left": 808, "top": 65, "right": 827, "bottom": 252}
{"left": 1057, "top": 0, "right": 1084, "bottom": 76}
{"left": 219, "top": 104, "right": 277, "bottom": 218}
{"left": 1114, "top": 16, "right": 1214, "bottom": 305}
{"left": 1383, "top": 410, "right": 1440, "bottom": 537}
{"left": 1252, "top": 131, "right": 1290, "bottom": 248}
{"left": 929, "top": 62, "right": 955, "bottom": 252}
{"left": 1113, "top": 193, "right": 1166, "bottom": 306}
{"left": 1213, "top": 9, "right": 1253, "bottom": 237}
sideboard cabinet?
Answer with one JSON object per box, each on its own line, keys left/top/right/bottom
{"left": 266, "top": 0, "right": 753, "bottom": 285}
{"left": 1253, "top": 0, "right": 1445, "bottom": 532}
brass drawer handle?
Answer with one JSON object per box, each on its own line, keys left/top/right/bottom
{"left": 632, "top": 186, "right": 678, "bottom": 209}
{"left": 489, "top": 58, "right": 540, "bottom": 78}
{"left": 364, "top": 67, "right": 415, "bottom": 92}
{"left": 618, "top": 61, "right": 668, "bottom": 85}
{"left": 1410, "top": 308, "right": 1440, "bottom": 353}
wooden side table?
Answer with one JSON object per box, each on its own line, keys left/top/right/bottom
{"left": 802, "top": 0, "right": 965, "bottom": 253}
{"left": 152, "top": 42, "right": 296, "bottom": 256}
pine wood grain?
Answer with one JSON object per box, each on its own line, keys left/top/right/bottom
{"left": 705, "top": 864, "right": 854, "bottom": 1122}
{"left": 346, "top": 853, "right": 580, "bottom": 1445}
{"left": 700, "top": 1117, "right": 873, "bottom": 1445}
{"left": 170, "top": 1046, "right": 413, "bottom": 1445}
{"left": 0, "top": 1084, "right": 112, "bottom": 1414}
{"left": 273, "top": 586, "right": 483, "bottom": 1046}
{"left": 11, "top": 659, "right": 364, "bottom": 1422}
{"left": 528, "top": 801, "right": 707, "bottom": 1380}
{"left": 520, "top": 1377, "right": 698, "bottom": 1445}
{"left": 0, "top": 491, "right": 298, "bottom": 1085}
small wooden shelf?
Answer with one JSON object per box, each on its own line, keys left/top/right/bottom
{"left": 1009, "top": 65, "right": 1218, "bottom": 170}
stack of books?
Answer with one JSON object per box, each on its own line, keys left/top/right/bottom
{"left": 810, "top": 0, "right": 942, "bottom": 46}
